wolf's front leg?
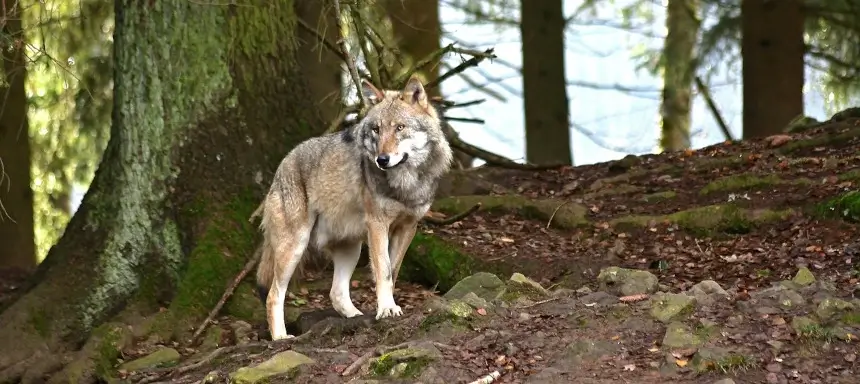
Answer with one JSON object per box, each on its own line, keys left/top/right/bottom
{"left": 366, "top": 220, "right": 402, "bottom": 320}
{"left": 388, "top": 221, "right": 418, "bottom": 284}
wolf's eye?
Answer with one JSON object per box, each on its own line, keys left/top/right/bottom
{"left": 395, "top": 124, "right": 405, "bottom": 132}
{"left": 371, "top": 124, "right": 379, "bottom": 133}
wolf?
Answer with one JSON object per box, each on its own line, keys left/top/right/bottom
{"left": 251, "top": 76, "right": 454, "bottom": 340}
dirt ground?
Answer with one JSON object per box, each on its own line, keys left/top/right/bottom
{"left": 3, "top": 116, "right": 860, "bottom": 384}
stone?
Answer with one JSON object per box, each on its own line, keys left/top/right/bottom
{"left": 687, "top": 280, "right": 730, "bottom": 306}
{"left": 662, "top": 321, "right": 702, "bottom": 349}
{"left": 816, "top": 298, "right": 854, "bottom": 321}
{"left": 691, "top": 347, "right": 731, "bottom": 373}
{"left": 650, "top": 293, "right": 697, "bottom": 323}
{"left": 792, "top": 267, "right": 816, "bottom": 286}
{"left": 579, "top": 291, "right": 618, "bottom": 306}
{"left": 509, "top": 273, "right": 550, "bottom": 296}
{"left": 229, "top": 351, "right": 315, "bottom": 384}
{"left": 597, "top": 267, "right": 659, "bottom": 296}
{"left": 370, "top": 344, "right": 440, "bottom": 378}
{"left": 460, "top": 292, "right": 492, "bottom": 310}
{"left": 444, "top": 272, "right": 506, "bottom": 302}
{"left": 119, "top": 347, "right": 181, "bottom": 371}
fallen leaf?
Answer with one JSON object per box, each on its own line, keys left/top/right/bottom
{"left": 766, "top": 134, "right": 792, "bottom": 148}
{"left": 675, "top": 359, "right": 688, "bottom": 367}
{"left": 476, "top": 308, "right": 487, "bottom": 316}
{"left": 611, "top": 335, "right": 621, "bottom": 341}
{"left": 500, "top": 237, "right": 515, "bottom": 243}
{"left": 619, "top": 294, "right": 649, "bottom": 302}
{"left": 648, "top": 346, "right": 660, "bottom": 353}
{"left": 623, "top": 364, "right": 636, "bottom": 371}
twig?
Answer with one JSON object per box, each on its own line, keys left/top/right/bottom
{"left": 514, "top": 297, "right": 559, "bottom": 309}
{"left": 468, "top": 370, "right": 503, "bottom": 384}
{"left": 341, "top": 342, "right": 413, "bottom": 377}
{"left": 349, "top": 6, "right": 380, "bottom": 86}
{"left": 295, "top": 17, "right": 347, "bottom": 63}
{"left": 546, "top": 201, "right": 572, "bottom": 229}
{"left": 190, "top": 249, "right": 262, "bottom": 344}
{"left": 694, "top": 76, "right": 734, "bottom": 141}
{"left": 330, "top": 0, "right": 368, "bottom": 111}
{"left": 442, "top": 99, "right": 487, "bottom": 110}
{"left": 446, "top": 116, "right": 485, "bottom": 125}
{"left": 425, "top": 48, "right": 497, "bottom": 90}
{"left": 423, "top": 203, "right": 481, "bottom": 226}
{"left": 393, "top": 43, "right": 455, "bottom": 89}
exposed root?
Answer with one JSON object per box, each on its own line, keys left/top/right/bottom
{"left": 513, "top": 297, "right": 559, "bottom": 309}
{"left": 423, "top": 203, "right": 481, "bottom": 226}
{"left": 340, "top": 341, "right": 422, "bottom": 377}
{"left": 190, "top": 249, "right": 262, "bottom": 344}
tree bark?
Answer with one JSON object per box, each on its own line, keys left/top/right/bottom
{"left": 520, "top": 0, "right": 573, "bottom": 166}
{"left": 385, "top": 0, "right": 475, "bottom": 169}
{"left": 742, "top": 0, "right": 805, "bottom": 139}
{"left": 0, "top": 0, "right": 321, "bottom": 381}
{"left": 295, "top": 0, "right": 343, "bottom": 126}
{"left": 660, "top": 0, "right": 699, "bottom": 152}
{"left": 0, "top": 1, "right": 35, "bottom": 271}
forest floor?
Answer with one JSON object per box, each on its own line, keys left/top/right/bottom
{"left": 4, "top": 113, "right": 860, "bottom": 384}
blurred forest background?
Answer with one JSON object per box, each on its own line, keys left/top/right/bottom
{"left": 1, "top": 0, "right": 859, "bottom": 276}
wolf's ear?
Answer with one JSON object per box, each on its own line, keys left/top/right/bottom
{"left": 361, "top": 79, "right": 385, "bottom": 104}
{"left": 401, "top": 76, "right": 430, "bottom": 110}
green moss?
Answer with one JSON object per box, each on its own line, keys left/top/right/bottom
{"left": 225, "top": 282, "right": 267, "bottom": 323}
{"left": 778, "top": 127, "right": 860, "bottom": 154}
{"left": 401, "top": 232, "right": 480, "bottom": 292}
{"left": 583, "top": 184, "right": 644, "bottom": 199}
{"left": 611, "top": 204, "right": 793, "bottom": 236}
{"left": 815, "top": 190, "right": 860, "bottom": 223}
{"left": 839, "top": 168, "right": 860, "bottom": 183}
{"left": 840, "top": 312, "right": 860, "bottom": 325}
{"left": 641, "top": 191, "right": 676, "bottom": 202}
{"left": 227, "top": 1, "right": 298, "bottom": 88}
{"left": 713, "top": 353, "right": 757, "bottom": 374}
{"left": 29, "top": 308, "right": 51, "bottom": 338}
{"left": 370, "top": 352, "right": 433, "bottom": 378}
{"left": 700, "top": 174, "right": 783, "bottom": 195}
{"left": 433, "top": 195, "right": 588, "bottom": 229}
{"left": 797, "top": 323, "right": 837, "bottom": 342}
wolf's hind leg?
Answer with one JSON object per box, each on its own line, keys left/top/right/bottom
{"left": 266, "top": 222, "right": 313, "bottom": 340}
{"left": 329, "top": 241, "right": 364, "bottom": 318}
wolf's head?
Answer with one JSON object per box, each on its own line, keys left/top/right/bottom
{"left": 355, "top": 76, "right": 450, "bottom": 171}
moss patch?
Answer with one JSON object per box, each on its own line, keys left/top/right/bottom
{"left": 815, "top": 190, "right": 860, "bottom": 223}
{"left": 611, "top": 204, "right": 793, "bottom": 236}
{"left": 699, "top": 174, "right": 809, "bottom": 195}
{"left": 778, "top": 127, "right": 860, "bottom": 154}
{"left": 641, "top": 191, "right": 676, "bottom": 202}
{"left": 401, "top": 233, "right": 485, "bottom": 292}
{"left": 433, "top": 195, "right": 588, "bottom": 229}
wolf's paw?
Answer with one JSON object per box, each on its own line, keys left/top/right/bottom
{"left": 271, "top": 330, "right": 295, "bottom": 341}
{"left": 375, "top": 304, "right": 403, "bottom": 320}
{"left": 333, "top": 300, "right": 364, "bottom": 318}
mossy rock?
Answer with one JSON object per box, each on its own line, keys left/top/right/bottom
{"left": 596, "top": 267, "right": 658, "bottom": 296}
{"left": 815, "top": 190, "right": 860, "bottom": 223}
{"left": 225, "top": 282, "right": 267, "bottom": 323}
{"left": 443, "top": 272, "right": 506, "bottom": 302}
{"left": 641, "top": 191, "right": 676, "bottom": 202}
{"left": 419, "top": 298, "right": 474, "bottom": 332}
{"left": 119, "top": 347, "right": 181, "bottom": 372}
{"left": 650, "top": 293, "right": 697, "bottom": 323}
{"left": 699, "top": 174, "right": 810, "bottom": 195}
{"left": 502, "top": 273, "right": 550, "bottom": 302}
{"left": 433, "top": 195, "right": 588, "bottom": 229}
{"left": 783, "top": 115, "right": 821, "bottom": 133}
{"left": 611, "top": 204, "right": 793, "bottom": 236}
{"left": 369, "top": 344, "right": 440, "bottom": 379}
{"left": 778, "top": 127, "right": 860, "bottom": 154}
{"left": 229, "top": 351, "right": 315, "bottom": 384}
{"left": 583, "top": 184, "right": 644, "bottom": 199}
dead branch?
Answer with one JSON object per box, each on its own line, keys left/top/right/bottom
{"left": 513, "top": 297, "right": 560, "bottom": 309}
{"left": 468, "top": 370, "right": 503, "bottom": 384}
{"left": 446, "top": 116, "right": 485, "bottom": 124}
{"left": 546, "top": 201, "right": 572, "bottom": 229}
{"left": 423, "top": 203, "right": 481, "bottom": 226}
{"left": 425, "top": 48, "right": 497, "bottom": 90}
{"left": 694, "top": 76, "right": 734, "bottom": 142}
{"left": 330, "top": 0, "right": 368, "bottom": 111}
{"left": 190, "top": 249, "right": 261, "bottom": 344}
{"left": 340, "top": 341, "right": 414, "bottom": 377}
{"left": 295, "top": 17, "right": 347, "bottom": 63}
{"left": 393, "top": 43, "right": 455, "bottom": 89}
{"left": 349, "top": 6, "right": 380, "bottom": 86}
{"left": 445, "top": 128, "right": 566, "bottom": 170}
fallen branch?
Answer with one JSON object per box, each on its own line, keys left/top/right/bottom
{"left": 546, "top": 201, "right": 573, "bottom": 229}
{"left": 423, "top": 203, "right": 481, "bottom": 226}
{"left": 513, "top": 297, "right": 560, "bottom": 309}
{"left": 189, "top": 249, "right": 261, "bottom": 344}
{"left": 468, "top": 370, "right": 503, "bottom": 384}
{"left": 341, "top": 341, "right": 412, "bottom": 377}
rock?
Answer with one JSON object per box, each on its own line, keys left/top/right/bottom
{"left": 507, "top": 273, "right": 550, "bottom": 299}
{"left": 202, "top": 370, "right": 220, "bottom": 383}
{"left": 575, "top": 286, "right": 593, "bottom": 295}
{"left": 816, "top": 298, "right": 854, "bottom": 321}
{"left": 650, "top": 293, "right": 697, "bottom": 323}
{"left": 231, "top": 320, "right": 254, "bottom": 345}
{"left": 687, "top": 280, "right": 729, "bottom": 306}
{"left": 551, "top": 288, "right": 576, "bottom": 298}
{"left": 766, "top": 372, "right": 779, "bottom": 383}
{"left": 790, "top": 316, "right": 818, "bottom": 334}
{"left": 229, "top": 351, "right": 315, "bottom": 384}
{"left": 579, "top": 291, "right": 618, "bottom": 306}
{"left": 119, "top": 347, "right": 181, "bottom": 371}
{"left": 777, "top": 290, "right": 806, "bottom": 308}
{"left": 792, "top": 267, "right": 816, "bottom": 286}
{"left": 460, "top": 292, "right": 492, "bottom": 310}
{"left": 662, "top": 321, "right": 702, "bottom": 349}
{"left": 421, "top": 298, "right": 474, "bottom": 330}
{"left": 563, "top": 339, "right": 618, "bottom": 365}
{"left": 691, "top": 347, "right": 731, "bottom": 372}
{"left": 370, "top": 344, "right": 440, "bottom": 378}
{"left": 444, "top": 272, "right": 506, "bottom": 302}
{"left": 597, "top": 267, "right": 659, "bottom": 296}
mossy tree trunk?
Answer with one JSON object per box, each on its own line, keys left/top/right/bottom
{"left": 0, "top": 0, "right": 321, "bottom": 381}
{"left": 659, "top": 0, "right": 699, "bottom": 152}
{"left": 520, "top": 0, "right": 573, "bottom": 166}
{"left": 741, "top": 0, "right": 805, "bottom": 138}
{"left": 295, "top": 0, "right": 343, "bottom": 126}
{"left": 0, "top": 0, "right": 35, "bottom": 271}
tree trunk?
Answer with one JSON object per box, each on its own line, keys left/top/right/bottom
{"left": 385, "top": 0, "right": 475, "bottom": 169}
{"left": 520, "top": 0, "right": 573, "bottom": 166}
{"left": 0, "top": 1, "right": 35, "bottom": 271}
{"left": 742, "top": 0, "right": 805, "bottom": 139}
{"left": 0, "top": 0, "right": 321, "bottom": 381}
{"left": 660, "top": 0, "right": 699, "bottom": 152}
{"left": 295, "top": 0, "right": 343, "bottom": 126}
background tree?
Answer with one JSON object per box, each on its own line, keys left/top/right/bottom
{"left": 520, "top": 0, "right": 572, "bottom": 165}
{"left": 741, "top": 0, "right": 805, "bottom": 139}
{"left": 0, "top": 0, "right": 34, "bottom": 271}
{"left": 0, "top": 1, "right": 322, "bottom": 381}
{"left": 659, "top": 0, "right": 700, "bottom": 151}
{"left": 295, "top": 0, "right": 343, "bottom": 124}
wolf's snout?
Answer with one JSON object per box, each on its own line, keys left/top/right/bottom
{"left": 376, "top": 154, "right": 390, "bottom": 168}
